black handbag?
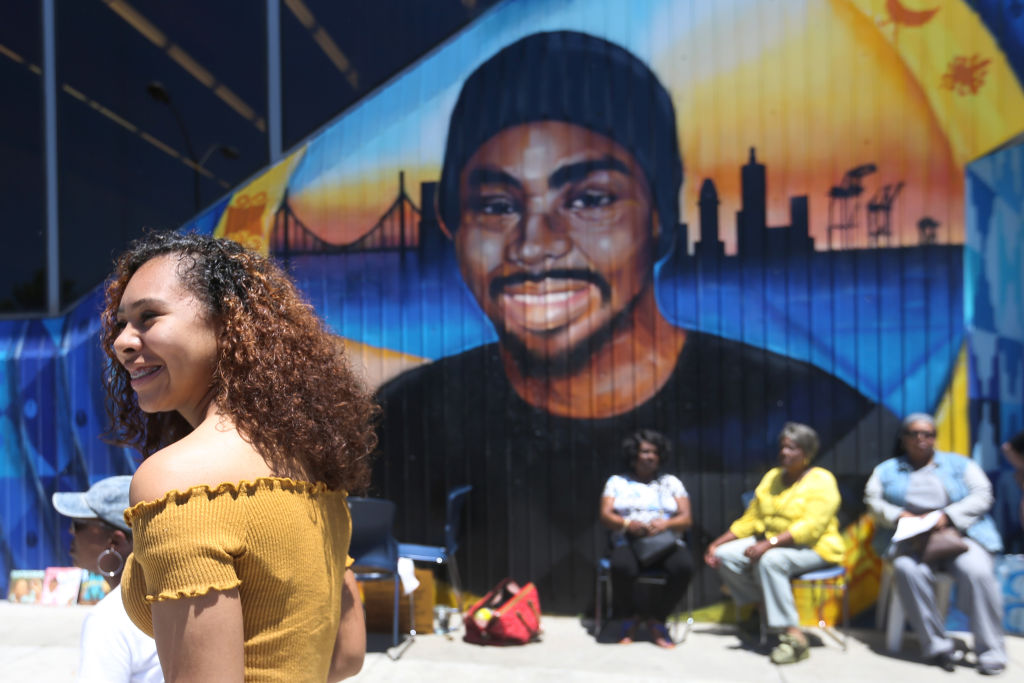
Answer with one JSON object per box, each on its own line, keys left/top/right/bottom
{"left": 630, "top": 530, "right": 678, "bottom": 567}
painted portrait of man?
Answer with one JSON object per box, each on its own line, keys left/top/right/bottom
{"left": 374, "top": 31, "right": 896, "bottom": 610}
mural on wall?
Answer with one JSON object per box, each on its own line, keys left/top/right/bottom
{"left": 209, "top": 0, "right": 1024, "bottom": 611}
{"left": 2, "top": 0, "right": 1024, "bottom": 608}
{"left": 966, "top": 138, "right": 1024, "bottom": 554}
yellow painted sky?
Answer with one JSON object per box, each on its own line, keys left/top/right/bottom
{"left": 276, "top": 0, "right": 1024, "bottom": 254}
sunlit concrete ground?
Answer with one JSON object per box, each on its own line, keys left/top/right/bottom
{"left": 3, "top": 601, "right": 1021, "bottom": 682}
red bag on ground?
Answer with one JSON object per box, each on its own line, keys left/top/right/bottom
{"left": 463, "top": 578, "right": 542, "bottom": 645}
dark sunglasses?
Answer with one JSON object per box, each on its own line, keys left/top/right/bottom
{"left": 71, "top": 519, "right": 115, "bottom": 534}
{"left": 904, "top": 430, "right": 936, "bottom": 439}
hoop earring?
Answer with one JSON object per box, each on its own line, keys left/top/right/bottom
{"left": 97, "top": 548, "right": 124, "bottom": 579}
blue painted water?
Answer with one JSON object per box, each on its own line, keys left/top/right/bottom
{"left": 286, "top": 244, "right": 963, "bottom": 417}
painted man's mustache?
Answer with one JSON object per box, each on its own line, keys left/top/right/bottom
{"left": 489, "top": 269, "right": 612, "bottom": 303}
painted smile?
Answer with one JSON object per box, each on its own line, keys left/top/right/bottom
{"left": 500, "top": 280, "right": 596, "bottom": 332}
{"left": 489, "top": 268, "right": 612, "bottom": 333}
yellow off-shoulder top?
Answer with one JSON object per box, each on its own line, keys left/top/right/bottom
{"left": 121, "top": 478, "right": 351, "bottom": 683}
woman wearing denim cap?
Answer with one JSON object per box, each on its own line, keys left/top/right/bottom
{"left": 52, "top": 475, "right": 163, "bottom": 682}
{"left": 865, "top": 413, "right": 1006, "bottom": 675}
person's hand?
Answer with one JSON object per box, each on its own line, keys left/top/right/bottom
{"left": 704, "top": 545, "right": 721, "bottom": 569}
{"left": 743, "top": 540, "right": 770, "bottom": 561}
{"left": 625, "top": 520, "right": 647, "bottom": 536}
{"left": 646, "top": 518, "right": 669, "bottom": 534}
{"left": 933, "top": 511, "right": 951, "bottom": 529}
{"left": 898, "top": 510, "right": 918, "bottom": 519}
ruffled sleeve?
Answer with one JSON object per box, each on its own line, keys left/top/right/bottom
{"left": 121, "top": 485, "right": 247, "bottom": 635}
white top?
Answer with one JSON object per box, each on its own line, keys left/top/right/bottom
{"left": 78, "top": 584, "right": 163, "bottom": 683}
{"left": 602, "top": 473, "right": 688, "bottom": 529}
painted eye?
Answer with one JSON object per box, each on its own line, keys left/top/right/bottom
{"left": 568, "top": 190, "right": 615, "bottom": 209}
{"left": 474, "top": 195, "right": 520, "bottom": 216}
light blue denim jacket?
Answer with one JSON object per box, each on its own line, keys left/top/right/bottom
{"left": 865, "top": 450, "right": 1003, "bottom": 555}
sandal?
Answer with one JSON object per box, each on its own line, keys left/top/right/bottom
{"left": 617, "top": 618, "right": 637, "bottom": 644}
{"left": 769, "top": 633, "right": 809, "bottom": 665}
{"left": 647, "top": 620, "right": 675, "bottom": 649}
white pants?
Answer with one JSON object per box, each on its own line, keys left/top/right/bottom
{"left": 713, "top": 536, "right": 829, "bottom": 629}
{"left": 891, "top": 537, "right": 1006, "bottom": 668}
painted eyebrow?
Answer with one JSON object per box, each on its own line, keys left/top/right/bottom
{"left": 465, "top": 156, "right": 633, "bottom": 194}
{"left": 465, "top": 167, "right": 523, "bottom": 191}
{"left": 116, "top": 297, "right": 165, "bottom": 315}
{"left": 548, "top": 156, "right": 632, "bottom": 190}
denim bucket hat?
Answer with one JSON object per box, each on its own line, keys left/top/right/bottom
{"left": 52, "top": 475, "right": 133, "bottom": 533}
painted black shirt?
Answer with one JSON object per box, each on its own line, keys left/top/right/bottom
{"left": 374, "top": 331, "right": 895, "bottom": 612}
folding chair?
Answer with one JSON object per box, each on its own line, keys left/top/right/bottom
{"left": 736, "top": 491, "right": 849, "bottom": 648}
{"left": 594, "top": 533, "right": 696, "bottom": 644}
{"left": 348, "top": 496, "right": 414, "bottom": 658}
{"left": 792, "top": 564, "right": 849, "bottom": 649}
{"left": 398, "top": 484, "right": 471, "bottom": 614}
{"left": 876, "top": 560, "right": 954, "bottom": 653}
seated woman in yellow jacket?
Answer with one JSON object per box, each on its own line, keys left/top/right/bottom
{"left": 704, "top": 422, "right": 845, "bottom": 666}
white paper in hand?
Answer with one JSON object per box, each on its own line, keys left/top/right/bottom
{"left": 891, "top": 509, "right": 942, "bottom": 543}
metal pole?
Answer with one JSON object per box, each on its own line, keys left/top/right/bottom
{"left": 266, "top": 0, "right": 282, "bottom": 163}
{"left": 42, "top": 0, "right": 59, "bottom": 315}
{"left": 164, "top": 103, "right": 201, "bottom": 212}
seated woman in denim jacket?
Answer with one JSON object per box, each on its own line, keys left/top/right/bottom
{"left": 865, "top": 412, "right": 1006, "bottom": 675}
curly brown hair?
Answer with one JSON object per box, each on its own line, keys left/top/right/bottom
{"left": 101, "top": 231, "right": 378, "bottom": 492}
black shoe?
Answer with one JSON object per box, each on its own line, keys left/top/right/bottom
{"left": 930, "top": 649, "right": 964, "bottom": 672}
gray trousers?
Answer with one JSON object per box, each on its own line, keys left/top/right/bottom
{"left": 891, "top": 537, "right": 1006, "bottom": 668}
{"left": 713, "top": 536, "right": 829, "bottom": 629}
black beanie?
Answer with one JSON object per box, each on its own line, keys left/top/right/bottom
{"left": 437, "top": 31, "right": 683, "bottom": 255}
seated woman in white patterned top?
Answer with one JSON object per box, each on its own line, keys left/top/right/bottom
{"left": 599, "top": 429, "right": 694, "bottom": 648}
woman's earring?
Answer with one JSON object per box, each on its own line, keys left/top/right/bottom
{"left": 97, "top": 547, "right": 124, "bottom": 578}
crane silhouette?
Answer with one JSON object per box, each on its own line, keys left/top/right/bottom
{"left": 828, "top": 164, "right": 877, "bottom": 249}
{"left": 917, "top": 216, "right": 940, "bottom": 245}
{"left": 866, "top": 182, "right": 904, "bottom": 246}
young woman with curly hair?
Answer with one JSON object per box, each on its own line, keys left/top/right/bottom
{"left": 102, "top": 231, "right": 377, "bottom": 683}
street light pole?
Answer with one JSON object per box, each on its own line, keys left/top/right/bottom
{"left": 198, "top": 144, "right": 240, "bottom": 170}
{"left": 146, "top": 81, "right": 201, "bottom": 212}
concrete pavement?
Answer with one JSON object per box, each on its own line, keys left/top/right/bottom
{"left": 3, "top": 601, "right": 1021, "bottom": 682}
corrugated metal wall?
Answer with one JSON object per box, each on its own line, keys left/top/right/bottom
{"left": 3, "top": 0, "right": 1024, "bottom": 612}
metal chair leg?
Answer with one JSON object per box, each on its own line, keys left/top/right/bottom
{"left": 408, "top": 587, "right": 416, "bottom": 637}
{"left": 447, "top": 553, "right": 464, "bottom": 616}
{"left": 675, "top": 580, "right": 695, "bottom": 643}
{"left": 386, "top": 577, "right": 416, "bottom": 661}
{"left": 802, "top": 574, "right": 848, "bottom": 650}
{"left": 841, "top": 574, "right": 849, "bottom": 650}
{"left": 391, "top": 576, "right": 399, "bottom": 647}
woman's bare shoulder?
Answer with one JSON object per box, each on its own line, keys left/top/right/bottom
{"left": 130, "top": 425, "right": 271, "bottom": 506}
